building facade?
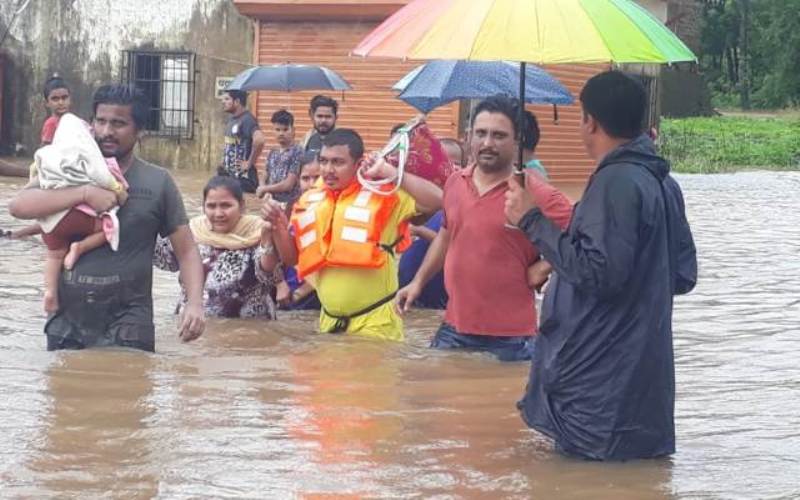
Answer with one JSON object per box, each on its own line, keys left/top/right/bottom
{"left": 661, "top": 0, "right": 712, "bottom": 117}
{"left": 234, "top": 0, "right": 606, "bottom": 183}
{"left": 0, "top": 0, "right": 706, "bottom": 182}
{"left": 0, "top": 0, "right": 254, "bottom": 171}
{"left": 232, "top": 0, "right": 706, "bottom": 183}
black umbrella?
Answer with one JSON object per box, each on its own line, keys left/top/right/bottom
{"left": 226, "top": 63, "right": 352, "bottom": 92}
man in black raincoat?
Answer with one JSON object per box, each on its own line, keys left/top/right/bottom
{"left": 504, "top": 71, "right": 697, "bottom": 460}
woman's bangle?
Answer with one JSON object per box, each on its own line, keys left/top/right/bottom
{"left": 257, "top": 241, "right": 275, "bottom": 257}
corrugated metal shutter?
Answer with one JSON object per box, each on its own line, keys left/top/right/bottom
{"left": 255, "top": 20, "right": 604, "bottom": 185}
{"left": 255, "top": 20, "right": 458, "bottom": 160}
{"left": 527, "top": 65, "right": 609, "bottom": 184}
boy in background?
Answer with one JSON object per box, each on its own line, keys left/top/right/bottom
{"left": 257, "top": 110, "right": 303, "bottom": 203}
{"left": 521, "top": 111, "right": 549, "bottom": 179}
{"left": 5, "top": 76, "right": 73, "bottom": 240}
{"left": 41, "top": 76, "right": 72, "bottom": 146}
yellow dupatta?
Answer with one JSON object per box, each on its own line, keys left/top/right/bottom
{"left": 189, "top": 214, "right": 264, "bottom": 251}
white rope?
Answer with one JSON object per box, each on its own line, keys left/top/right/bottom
{"left": 356, "top": 118, "right": 420, "bottom": 196}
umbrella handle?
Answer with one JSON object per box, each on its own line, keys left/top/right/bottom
{"left": 512, "top": 167, "right": 525, "bottom": 187}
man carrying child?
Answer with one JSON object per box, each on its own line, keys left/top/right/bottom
{"left": 10, "top": 84, "right": 205, "bottom": 351}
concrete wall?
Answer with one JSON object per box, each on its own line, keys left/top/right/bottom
{"left": 662, "top": 0, "right": 711, "bottom": 117}
{"left": 666, "top": 0, "right": 703, "bottom": 55}
{"left": 661, "top": 66, "right": 713, "bottom": 117}
{"left": 636, "top": 0, "right": 711, "bottom": 117}
{"left": 638, "top": 0, "right": 669, "bottom": 22}
{"left": 0, "top": 0, "right": 254, "bottom": 171}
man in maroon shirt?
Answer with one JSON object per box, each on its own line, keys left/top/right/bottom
{"left": 396, "top": 97, "right": 572, "bottom": 361}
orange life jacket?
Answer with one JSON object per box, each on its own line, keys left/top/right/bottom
{"left": 291, "top": 180, "right": 412, "bottom": 279}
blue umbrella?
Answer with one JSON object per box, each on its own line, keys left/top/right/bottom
{"left": 226, "top": 63, "right": 352, "bottom": 92}
{"left": 393, "top": 60, "right": 573, "bottom": 113}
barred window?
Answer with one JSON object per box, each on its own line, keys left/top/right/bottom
{"left": 121, "top": 50, "right": 196, "bottom": 139}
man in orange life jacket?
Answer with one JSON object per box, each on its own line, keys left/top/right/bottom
{"left": 265, "top": 128, "right": 442, "bottom": 341}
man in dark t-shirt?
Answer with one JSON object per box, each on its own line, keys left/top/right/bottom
{"left": 9, "top": 84, "right": 206, "bottom": 352}
{"left": 303, "top": 94, "right": 338, "bottom": 154}
{"left": 220, "top": 89, "right": 266, "bottom": 193}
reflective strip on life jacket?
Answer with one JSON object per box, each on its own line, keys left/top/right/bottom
{"left": 299, "top": 230, "right": 317, "bottom": 249}
{"left": 290, "top": 180, "right": 404, "bottom": 278}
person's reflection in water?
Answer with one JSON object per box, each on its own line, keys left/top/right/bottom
{"left": 513, "top": 453, "right": 676, "bottom": 499}
{"left": 288, "top": 339, "right": 406, "bottom": 496}
{"left": 393, "top": 354, "right": 676, "bottom": 498}
{"left": 31, "top": 350, "right": 157, "bottom": 497}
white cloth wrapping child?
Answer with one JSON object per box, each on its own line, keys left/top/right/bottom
{"left": 29, "top": 113, "right": 127, "bottom": 249}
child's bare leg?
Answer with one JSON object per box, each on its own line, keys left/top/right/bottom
{"left": 64, "top": 230, "right": 107, "bottom": 270}
{"left": 0, "top": 224, "right": 42, "bottom": 240}
{"left": 44, "top": 249, "right": 67, "bottom": 313}
{"left": 8, "top": 223, "right": 42, "bottom": 239}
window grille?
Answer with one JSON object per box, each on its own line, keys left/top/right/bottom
{"left": 121, "top": 50, "right": 196, "bottom": 139}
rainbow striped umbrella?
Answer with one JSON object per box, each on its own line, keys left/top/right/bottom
{"left": 353, "top": 0, "right": 696, "bottom": 64}
{"left": 353, "top": 0, "right": 696, "bottom": 177}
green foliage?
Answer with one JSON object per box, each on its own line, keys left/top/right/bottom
{"left": 660, "top": 116, "right": 800, "bottom": 173}
{"left": 710, "top": 90, "right": 740, "bottom": 109}
{"left": 750, "top": 0, "right": 800, "bottom": 108}
{"left": 700, "top": 0, "right": 800, "bottom": 109}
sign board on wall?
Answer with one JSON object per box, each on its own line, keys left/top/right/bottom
{"left": 215, "top": 77, "right": 236, "bottom": 99}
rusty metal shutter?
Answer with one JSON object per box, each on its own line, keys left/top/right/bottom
{"left": 255, "top": 20, "right": 603, "bottom": 185}
{"left": 528, "top": 65, "right": 609, "bottom": 184}
{"left": 255, "top": 20, "right": 458, "bottom": 158}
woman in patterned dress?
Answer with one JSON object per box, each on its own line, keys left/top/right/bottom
{"left": 155, "top": 176, "right": 291, "bottom": 319}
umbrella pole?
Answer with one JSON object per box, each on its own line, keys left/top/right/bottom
{"left": 515, "top": 61, "right": 527, "bottom": 185}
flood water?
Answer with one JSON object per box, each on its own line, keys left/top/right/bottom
{"left": 1, "top": 170, "right": 799, "bottom": 499}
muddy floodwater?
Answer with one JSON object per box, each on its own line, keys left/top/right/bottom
{"left": 1, "top": 170, "right": 798, "bottom": 499}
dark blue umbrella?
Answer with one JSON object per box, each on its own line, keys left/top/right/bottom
{"left": 392, "top": 60, "right": 573, "bottom": 113}
{"left": 226, "top": 63, "right": 352, "bottom": 92}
